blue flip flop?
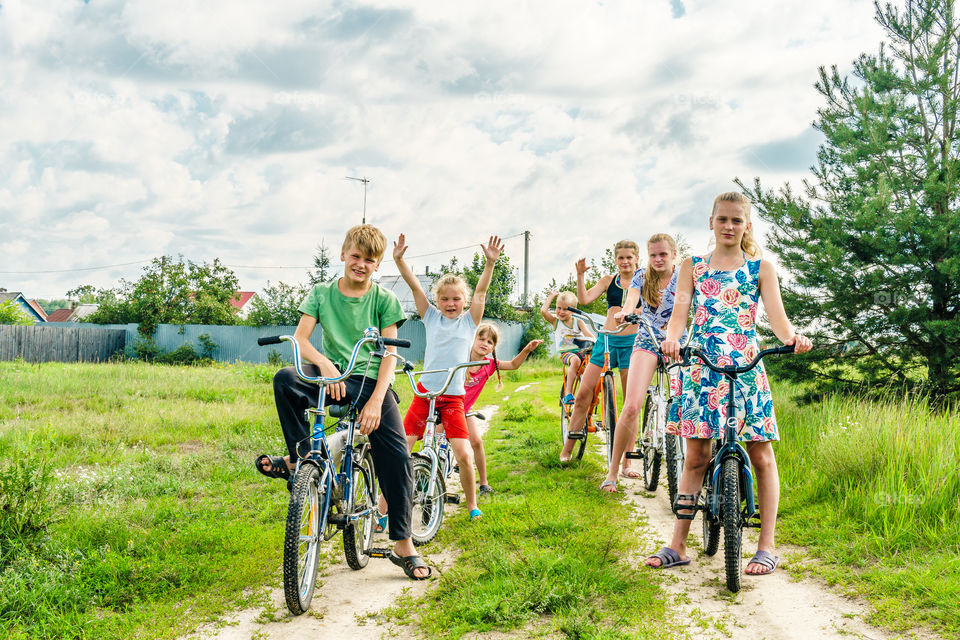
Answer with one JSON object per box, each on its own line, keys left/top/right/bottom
{"left": 469, "top": 508, "right": 483, "bottom": 520}
{"left": 646, "top": 546, "right": 691, "bottom": 569}
{"left": 374, "top": 510, "right": 388, "bottom": 534}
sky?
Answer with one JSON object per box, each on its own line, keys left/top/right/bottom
{"left": 0, "top": 0, "right": 887, "bottom": 302}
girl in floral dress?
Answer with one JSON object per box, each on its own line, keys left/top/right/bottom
{"left": 645, "top": 192, "right": 812, "bottom": 576}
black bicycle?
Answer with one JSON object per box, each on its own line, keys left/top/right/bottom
{"left": 673, "top": 343, "right": 794, "bottom": 593}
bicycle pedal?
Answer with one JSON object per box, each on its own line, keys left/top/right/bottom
{"left": 366, "top": 547, "right": 391, "bottom": 558}
{"left": 566, "top": 431, "right": 586, "bottom": 441}
{"left": 624, "top": 451, "right": 643, "bottom": 459}
{"left": 445, "top": 493, "right": 461, "bottom": 504}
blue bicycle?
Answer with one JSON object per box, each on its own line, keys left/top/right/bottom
{"left": 257, "top": 328, "right": 410, "bottom": 615}
{"left": 674, "top": 343, "right": 794, "bottom": 593}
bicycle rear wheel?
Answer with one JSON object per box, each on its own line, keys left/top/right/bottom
{"left": 722, "top": 457, "right": 743, "bottom": 592}
{"left": 343, "top": 449, "right": 378, "bottom": 570}
{"left": 283, "top": 465, "right": 324, "bottom": 615}
{"left": 641, "top": 395, "right": 661, "bottom": 492}
{"left": 410, "top": 455, "right": 445, "bottom": 546}
{"left": 602, "top": 374, "right": 617, "bottom": 466}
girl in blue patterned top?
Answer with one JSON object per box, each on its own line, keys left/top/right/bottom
{"left": 646, "top": 192, "right": 811, "bottom": 576}
{"left": 600, "top": 233, "right": 681, "bottom": 491}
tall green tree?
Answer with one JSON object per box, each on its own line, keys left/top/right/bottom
{"left": 86, "top": 256, "right": 241, "bottom": 336}
{"left": 307, "top": 239, "right": 333, "bottom": 286}
{"left": 738, "top": 0, "right": 960, "bottom": 403}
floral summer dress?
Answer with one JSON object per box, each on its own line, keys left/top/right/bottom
{"left": 666, "top": 255, "right": 778, "bottom": 441}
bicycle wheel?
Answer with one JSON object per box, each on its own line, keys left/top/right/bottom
{"left": 665, "top": 433, "right": 685, "bottom": 507}
{"left": 343, "top": 449, "right": 378, "bottom": 570}
{"left": 641, "top": 396, "right": 661, "bottom": 492}
{"left": 701, "top": 443, "right": 720, "bottom": 557}
{"left": 411, "top": 455, "right": 445, "bottom": 546}
{"left": 602, "top": 374, "right": 617, "bottom": 466}
{"left": 283, "top": 465, "right": 323, "bottom": 615}
{"left": 722, "top": 457, "right": 743, "bottom": 592}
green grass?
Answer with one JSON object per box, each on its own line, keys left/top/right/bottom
{"left": 2, "top": 357, "right": 957, "bottom": 638}
{"left": 772, "top": 383, "right": 960, "bottom": 638}
{"left": 0, "top": 360, "right": 414, "bottom": 639}
{"left": 386, "top": 360, "right": 685, "bottom": 639}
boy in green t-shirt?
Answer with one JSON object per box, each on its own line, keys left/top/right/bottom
{"left": 255, "top": 224, "right": 430, "bottom": 580}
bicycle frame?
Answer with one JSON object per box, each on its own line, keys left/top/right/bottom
{"left": 681, "top": 344, "right": 796, "bottom": 523}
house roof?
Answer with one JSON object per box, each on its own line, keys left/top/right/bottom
{"left": 377, "top": 274, "right": 438, "bottom": 316}
{"left": 26, "top": 299, "right": 47, "bottom": 320}
{"left": 230, "top": 291, "right": 257, "bottom": 310}
{"left": 46, "top": 309, "right": 74, "bottom": 322}
{"left": 0, "top": 291, "right": 46, "bottom": 322}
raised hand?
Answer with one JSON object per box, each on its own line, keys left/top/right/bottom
{"left": 575, "top": 258, "right": 588, "bottom": 276}
{"left": 393, "top": 234, "right": 408, "bottom": 262}
{"left": 548, "top": 289, "right": 559, "bottom": 299}
{"left": 482, "top": 236, "right": 504, "bottom": 262}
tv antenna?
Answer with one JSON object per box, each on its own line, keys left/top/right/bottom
{"left": 346, "top": 176, "right": 371, "bottom": 224}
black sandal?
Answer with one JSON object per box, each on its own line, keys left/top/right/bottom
{"left": 389, "top": 551, "right": 432, "bottom": 580}
{"left": 255, "top": 454, "right": 291, "bottom": 481}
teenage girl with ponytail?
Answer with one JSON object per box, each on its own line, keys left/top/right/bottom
{"left": 463, "top": 323, "right": 543, "bottom": 494}
{"left": 600, "top": 233, "right": 683, "bottom": 491}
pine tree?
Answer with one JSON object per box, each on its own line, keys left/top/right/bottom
{"left": 738, "top": 0, "right": 960, "bottom": 403}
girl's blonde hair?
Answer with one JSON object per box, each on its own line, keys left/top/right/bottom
{"left": 475, "top": 322, "right": 503, "bottom": 390}
{"left": 556, "top": 291, "right": 577, "bottom": 310}
{"left": 613, "top": 239, "right": 640, "bottom": 259}
{"left": 711, "top": 192, "right": 761, "bottom": 258}
{"left": 431, "top": 273, "right": 471, "bottom": 303}
{"left": 641, "top": 233, "right": 678, "bottom": 309}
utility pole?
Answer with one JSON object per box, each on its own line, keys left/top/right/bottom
{"left": 345, "top": 176, "right": 371, "bottom": 224}
{"left": 523, "top": 230, "right": 530, "bottom": 308}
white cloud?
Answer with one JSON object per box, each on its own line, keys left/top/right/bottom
{"left": 0, "top": 0, "right": 886, "bottom": 301}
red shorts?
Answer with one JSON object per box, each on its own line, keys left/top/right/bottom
{"left": 403, "top": 383, "right": 469, "bottom": 440}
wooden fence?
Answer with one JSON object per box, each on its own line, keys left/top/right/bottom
{"left": 0, "top": 325, "right": 126, "bottom": 363}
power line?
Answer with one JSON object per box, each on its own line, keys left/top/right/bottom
{"left": 0, "top": 233, "right": 526, "bottom": 275}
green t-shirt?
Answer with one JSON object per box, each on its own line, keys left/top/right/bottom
{"left": 298, "top": 280, "right": 406, "bottom": 380}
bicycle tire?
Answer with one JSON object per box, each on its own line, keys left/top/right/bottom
{"left": 283, "top": 465, "right": 323, "bottom": 615}
{"left": 701, "top": 443, "right": 720, "bottom": 557}
{"left": 641, "top": 396, "right": 661, "bottom": 492}
{"left": 410, "top": 455, "right": 445, "bottom": 546}
{"left": 665, "top": 433, "right": 685, "bottom": 507}
{"left": 602, "top": 374, "right": 617, "bottom": 466}
{"left": 343, "top": 450, "right": 378, "bottom": 570}
{"left": 722, "top": 457, "right": 743, "bottom": 592}
{"left": 561, "top": 379, "right": 588, "bottom": 461}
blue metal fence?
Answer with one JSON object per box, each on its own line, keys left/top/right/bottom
{"left": 45, "top": 317, "right": 523, "bottom": 364}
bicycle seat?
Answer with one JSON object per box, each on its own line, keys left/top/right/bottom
{"left": 327, "top": 403, "right": 350, "bottom": 418}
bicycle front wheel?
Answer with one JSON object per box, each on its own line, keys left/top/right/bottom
{"left": 722, "top": 457, "right": 743, "bottom": 592}
{"left": 343, "top": 449, "right": 378, "bottom": 570}
{"left": 641, "top": 396, "right": 661, "bottom": 492}
{"left": 411, "top": 455, "right": 445, "bottom": 546}
{"left": 602, "top": 374, "right": 617, "bottom": 466}
{"left": 283, "top": 465, "right": 324, "bottom": 615}
{"left": 665, "top": 433, "right": 685, "bottom": 507}
{"left": 701, "top": 443, "right": 720, "bottom": 557}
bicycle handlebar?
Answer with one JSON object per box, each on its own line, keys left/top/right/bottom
{"left": 680, "top": 344, "right": 795, "bottom": 376}
{"left": 257, "top": 327, "right": 403, "bottom": 385}
{"left": 405, "top": 359, "right": 488, "bottom": 399}
{"left": 560, "top": 306, "right": 632, "bottom": 337}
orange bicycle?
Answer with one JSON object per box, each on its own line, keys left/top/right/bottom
{"left": 559, "top": 308, "right": 634, "bottom": 463}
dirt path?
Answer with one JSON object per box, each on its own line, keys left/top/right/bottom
{"left": 187, "top": 407, "right": 498, "bottom": 640}
{"left": 612, "top": 448, "right": 941, "bottom": 640}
